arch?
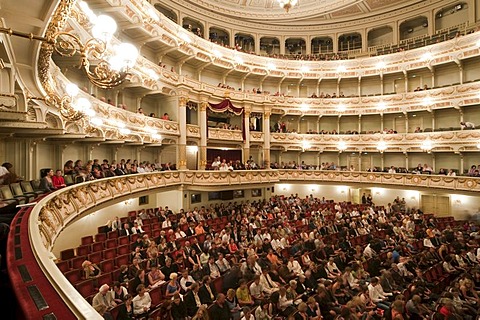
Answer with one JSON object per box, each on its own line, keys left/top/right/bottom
{"left": 182, "top": 17, "right": 204, "bottom": 38}
{"left": 209, "top": 26, "right": 230, "bottom": 46}
{"left": 338, "top": 32, "right": 362, "bottom": 51}
{"left": 260, "top": 37, "right": 280, "bottom": 55}
{"left": 399, "top": 16, "right": 429, "bottom": 41}
{"left": 367, "top": 26, "right": 393, "bottom": 48}
{"left": 434, "top": 2, "right": 468, "bottom": 32}
{"left": 285, "top": 38, "right": 306, "bottom": 55}
{"left": 153, "top": 3, "right": 177, "bottom": 23}
{"left": 311, "top": 36, "right": 333, "bottom": 54}
{"left": 234, "top": 33, "right": 255, "bottom": 53}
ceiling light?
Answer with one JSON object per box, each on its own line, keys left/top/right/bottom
{"left": 179, "top": 32, "right": 191, "bottom": 44}
{"left": 377, "top": 102, "right": 387, "bottom": 110}
{"left": 92, "top": 15, "right": 117, "bottom": 43}
{"left": 300, "top": 66, "right": 309, "bottom": 73}
{"left": 277, "top": 0, "right": 298, "bottom": 12}
{"left": 421, "top": 139, "right": 433, "bottom": 152}
{"left": 337, "top": 141, "right": 347, "bottom": 152}
{"left": 145, "top": 127, "right": 157, "bottom": 134}
{"left": 90, "top": 117, "right": 103, "bottom": 126}
{"left": 421, "top": 52, "right": 433, "bottom": 61}
{"left": 234, "top": 55, "right": 244, "bottom": 64}
{"left": 376, "top": 141, "right": 387, "bottom": 153}
{"left": 337, "top": 65, "right": 347, "bottom": 73}
{"left": 422, "top": 97, "right": 433, "bottom": 106}
{"left": 152, "top": 133, "right": 162, "bottom": 140}
{"left": 73, "top": 98, "right": 91, "bottom": 112}
{"left": 300, "top": 103, "right": 309, "bottom": 111}
{"left": 65, "top": 83, "right": 79, "bottom": 97}
{"left": 302, "top": 140, "right": 311, "bottom": 151}
{"left": 119, "top": 128, "right": 131, "bottom": 135}
{"left": 337, "top": 104, "right": 346, "bottom": 112}
{"left": 84, "top": 108, "right": 96, "bottom": 117}
{"left": 267, "top": 62, "right": 276, "bottom": 70}
{"left": 212, "top": 49, "right": 222, "bottom": 58}
{"left": 376, "top": 61, "right": 386, "bottom": 69}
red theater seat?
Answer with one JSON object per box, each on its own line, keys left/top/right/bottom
{"left": 88, "top": 251, "right": 102, "bottom": 264}
{"left": 65, "top": 269, "right": 83, "bottom": 284}
{"left": 92, "top": 242, "right": 104, "bottom": 252}
{"left": 103, "top": 248, "right": 116, "bottom": 260}
{"left": 95, "top": 233, "right": 107, "bottom": 243}
{"left": 75, "top": 279, "right": 95, "bottom": 298}
{"left": 56, "top": 260, "right": 70, "bottom": 273}
{"left": 76, "top": 244, "right": 91, "bottom": 256}
{"left": 81, "top": 235, "right": 94, "bottom": 245}
{"left": 71, "top": 255, "right": 87, "bottom": 269}
{"left": 105, "top": 238, "right": 117, "bottom": 249}
{"left": 100, "top": 259, "right": 115, "bottom": 273}
{"left": 60, "top": 248, "right": 75, "bottom": 261}
{"left": 118, "top": 236, "right": 129, "bottom": 245}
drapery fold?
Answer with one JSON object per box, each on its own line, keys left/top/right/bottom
{"left": 208, "top": 99, "right": 244, "bottom": 115}
{"left": 207, "top": 99, "right": 246, "bottom": 141}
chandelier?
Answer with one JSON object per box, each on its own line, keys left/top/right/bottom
{"left": 0, "top": 1, "right": 138, "bottom": 121}
{"left": 277, "top": 0, "right": 298, "bottom": 12}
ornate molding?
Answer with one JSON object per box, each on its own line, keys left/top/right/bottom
{"left": 207, "top": 128, "right": 243, "bottom": 141}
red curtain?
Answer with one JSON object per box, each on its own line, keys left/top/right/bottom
{"left": 207, "top": 99, "right": 246, "bottom": 141}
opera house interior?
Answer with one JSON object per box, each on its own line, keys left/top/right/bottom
{"left": 1, "top": 0, "right": 480, "bottom": 319}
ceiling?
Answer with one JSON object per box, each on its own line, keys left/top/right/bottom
{"left": 167, "top": 0, "right": 428, "bottom": 25}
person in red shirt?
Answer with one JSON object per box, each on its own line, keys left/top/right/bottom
{"left": 52, "top": 170, "right": 66, "bottom": 189}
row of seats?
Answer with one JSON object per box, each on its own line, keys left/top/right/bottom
{"left": 0, "top": 181, "right": 45, "bottom": 205}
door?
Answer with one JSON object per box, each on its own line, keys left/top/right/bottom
{"left": 421, "top": 195, "right": 450, "bottom": 216}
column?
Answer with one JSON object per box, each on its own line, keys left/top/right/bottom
{"left": 305, "top": 36, "right": 311, "bottom": 55}
{"left": 432, "top": 153, "right": 436, "bottom": 172}
{"left": 279, "top": 37, "right": 285, "bottom": 55}
{"left": 204, "top": 22, "right": 210, "bottom": 40}
{"left": 333, "top": 34, "right": 338, "bottom": 53}
{"left": 199, "top": 101, "right": 208, "bottom": 170}
{"left": 263, "top": 110, "right": 271, "bottom": 168}
{"left": 358, "top": 115, "right": 362, "bottom": 133}
{"left": 404, "top": 152, "right": 409, "bottom": 170}
{"left": 431, "top": 110, "right": 435, "bottom": 130}
{"left": 405, "top": 112, "right": 409, "bottom": 133}
{"left": 459, "top": 152, "right": 464, "bottom": 174}
{"left": 177, "top": 96, "right": 188, "bottom": 170}
{"left": 392, "top": 22, "right": 399, "bottom": 45}
{"left": 254, "top": 34, "right": 260, "bottom": 55}
{"left": 361, "top": 28, "right": 367, "bottom": 52}
{"left": 380, "top": 114, "right": 384, "bottom": 132}
{"left": 243, "top": 105, "right": 251, "bottom": 163}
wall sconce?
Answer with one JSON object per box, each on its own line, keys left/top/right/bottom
{"left": 124, "top": 199, "right": 133, "bottom": 206}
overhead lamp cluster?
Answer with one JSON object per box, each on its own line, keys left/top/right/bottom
{"left": 2, "top": 0, "right": 139, "bottom": 121}
{"left": 277, "top": 0, "right": 298, "bottom": 12}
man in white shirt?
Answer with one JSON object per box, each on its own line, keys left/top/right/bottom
{"left": 0, "top": 165, "right": 9, "bottom": 185}
{"left": 460, "top": 121, "right": 475, "bottom": 129}
{"left": 363, "top": 243, "right": 375, "bottom": 259}
{"left": 131, "top": 222, "right": 144, "bottom": 234}
{"left": 367, "top": 277, "right": 391, "bottom": 311}
{"left": 132, "top": 284, "right": 151, "bottom": 315}
{"left": 287, "top": 256, "right": 304, "bottom": 276}
{"left": 249, "top": 275, "right": 265, "bottom": 303}
{"left": 211, "top": 156, "right": 221, "bottom": 170}
{"left": 260, "top": 268, "right": 279, "bottom": 294}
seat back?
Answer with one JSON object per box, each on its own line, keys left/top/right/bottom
{"left": 20, "top": 181, "right": 34, "bottom": 193}
{"left": 64, "top": 175, "right": 74, "bottom": 186}
{"left": 10, "top": 183, "right": 25, "bottom": 197}
{"left": 31, "top": 179, "right": 41, "bottom": 190}
{"left": 0, "top": 186, "right": 14, "bottom": 199}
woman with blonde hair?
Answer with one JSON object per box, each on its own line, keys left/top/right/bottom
{"left": 192, "top": 305, "right": 210, "bottom": 320}
{"left": 225, "top": 288, "right": 242, "bottom": 320}
{"left": 82, "top": 259, "right": 101, "bottom": 279}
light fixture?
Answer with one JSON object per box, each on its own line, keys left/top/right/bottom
{"left": 146, "top": 7, "right": 160, "bottom": 22}
{"left": 266, "top": 62, "right": 276, "bottom": 70}
{"left": 337, "top": 141, "right": 347, "bottom": 152}
{"left": 179, "top": 32, "right": 192, "bottom": 44}
{"left": 336, "top": 65, "right": 347, "bottom": 73}
{"left": 1, "top": 2, "right": 139, "bottom": 122}
{"left": 152, "top": 133, "right": 162, "bottom": 140}
{"left": 277, "top": 0, "right": 298, "bottom": 12}
{"left": 145, "top": 127, "right": 157, "bottom": 134}
{"left": 90, "top": 117, "right": 103, "bottom": 126}
{"left": 421, "top": 52, "right": 433, "bottom": 61}
{"left": 119, "top": 128, "right": 131, "bottom": 135}
{"left": 377, "top": 102, "right": 387, "bottom": 111}
{"left": 337, "top": 104, "right": 346, "bottom": 112}
{"left": 476, "top": 143, "right": 480, "bottom": 149}
{"left": 302, "top": 140, "right": 311, "bottom": 151}
{"left": 421, "top": 139, "right": 433, "bottom": 152}
{"left": 300, "top": 103, "right": 309, "bottom": 111}
{"left": 376, "top": 61, "right": 386, "bottom": 69}
{"left": 422, "top": 97, "right": 433, "bottom": 106}
{"left": 376, "top": 140, "right": 388, "bottom": 153}
{"left": 234, "top": 55, "right": 244, "bottom": 64}
{"left": 300, "top": 65, "right": 309, "bottom": 73}
{"left": 212, "top": 49, "right": 222, "bottom": 58}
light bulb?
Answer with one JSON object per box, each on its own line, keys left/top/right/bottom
{"left": 92, "top": 15, "right": 117, "bottom": 42}
{"left": 74, "top": 98, "right": 91, "bottom": 111}
{"left": 120, "top": 128, "right": 131, "bottom": 135}
{"left": 90, "top": 117, "right": 103, "bottom": 126}
{"left": 65, "top": 83, "right": 79, "bottom": 97}
{"left": 115, "top": 43, "right": 138, "bottom": 68}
